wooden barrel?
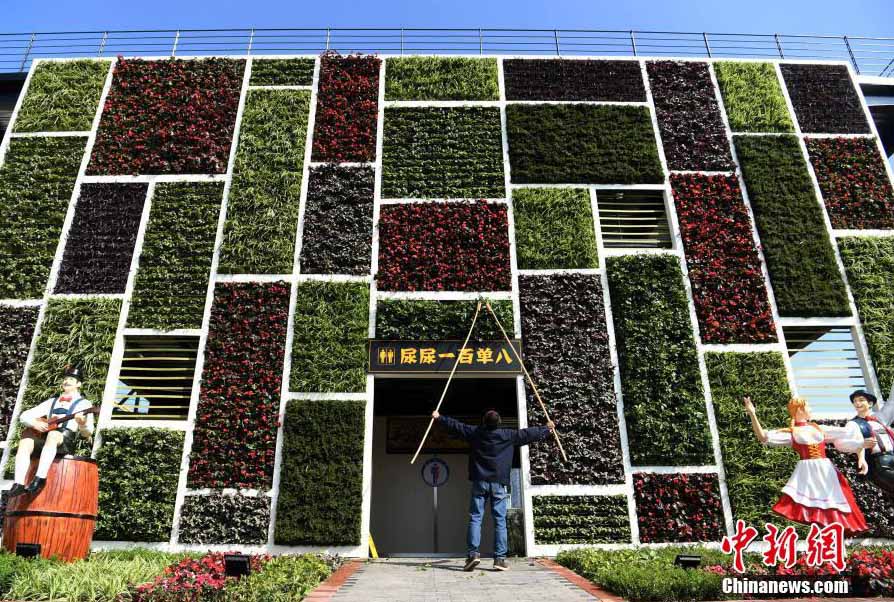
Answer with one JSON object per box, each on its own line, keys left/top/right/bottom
{"left": 2, "top": 456, "right": 98, "bottom": 562}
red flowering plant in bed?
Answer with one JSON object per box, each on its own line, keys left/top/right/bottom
{"left": 377, "top": 200, "right": 511, "bottom": 291}
{"left": 187, "top": 282, "right": 290, "bottom": 490}
{"left": 131, "top": 552, "right": 268, "bottom": 601}
{"left": 634, "top": 473, "right": 725, "bottom": 543}
{"left": 672, "top": 173, "right": 777, "bottom": 344}
{"left": 87, "top": 57, "right": 244, "bottom": 175}
{"left": 312, "top": 52, "right": 380, "bottom": 163}
{"left": 806, "top": 137, "right": 894, "bottom": 230}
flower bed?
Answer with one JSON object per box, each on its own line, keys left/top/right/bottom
{"left": 513, "top": 188, "right": 598, "bottom": 270}
{"left": 671, "top": 173, "right": 776, "bottom": 343}
{"left": 14, "top": 60, "right": 109, "bottom": 132}
{"left": 646, "top": 60, "right": 733, "bottom": 172}
{"left": 0, "top": 306, "right": 38, "bottom": 440}
{"left": 95, "top": 428, "right": 184, "bottom": 542}
{"left": 385, "top": 57, "right": 498, "bottom": 100}
{"left": 382, "top": 106, "right": 504, "bottom": 198}
{"left": 290, "top": 281, "right": 369, "bottom": 393}
{"left": 606, "top": 254, "right": 712, "bottom": 466}
{"left": 806, "top": 136, "right": 894, "bottom": 230}
{"left": 127, "top": 182, "right": 222, "bottom": 331}
{"left": 377, "top": 201, "right": 511, "bottom": 291}
{"left": 375, "top": 299, "right": 514, "bottom": 340}
{"left": 0, "top": 136, "right": 86, "bottom": 299}
{"left": 311, "top": 53, "right": 380, "bottom": 163}
{"left": 54, "top": 183, "right": 147, "bottom": 294}
{"left": 705, "top": 352, "right": 798, "bottom": 532}
{"left": 88, "top": 58, "right": 245, "bottom": 175}
{"left": 299, "top": 165, "right": 374, "bottom": 275}
{"left": 187, "top": 282, "right": 290, "bottom": 489}
{"left": 218, "top": 89, "right": 310, "bottom": 274}
{"left": 503, "top": 59, "right": 646, "bottom": 101}
{"left": 519, "top": 273, "right": 624, "bottom": 484}
{"left": 713, "top": 61, "right": 794, "bottom": 133}
{"left": 532, "top": 495, "right": 630, "bottom": 544}
{"left": 634, "top": 473, "right": 725, "bottom": 543}
{"left": 838, "top": 237, "right": 894, "bottom": 397}
{"left": 178, "top": 493, "right": 271, "bottom": 544}
{"left": 274, "top": 399, "right": 365, "bottom": 545}
{"left": 249, "top": 58, "right": 315, "bottom": 86}
{"left": 734, "top": 135, "right": 851, "bottom": 317}
{"left": 506, "top": 104, "right": 663, "bottom": 184}
{"left": 780, "top": 64, "right": 870, "bottom": 134}
{"left": 131, "top": 552, "right": 266, "bottom": 600}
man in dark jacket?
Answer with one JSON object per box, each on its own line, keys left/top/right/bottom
{"left": 432, "top": 409, "right": 554, "bottom": 571}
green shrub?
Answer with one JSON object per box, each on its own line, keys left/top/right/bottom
{"left": 506, "top": 104, "right": 663, "bottom": 184}
{"left": 734, "top": 135, "right": 850, "bottom": 317}
{"left": 14, "top": 60, "right": 109, "bottom": 132}
{"left": 127, "top": 182, "right": 222, "bottom": 330}
{"left": 513, "top": 188, "right": 598, "bottom": 269}
{"left": 0, "top": 136, "right": 85, "bottom": 298}
{"left": 290, "top": 281, "right": 369, "bottom": 392}
{"left": 382, "top": 106, "right": 504, "bottom": 198}
{"left": 533, "top": 495, "right": 630, "bottom": 544}
{"left": 275, "top": 399, "right": 365, "bottom": 545}
{"left": 706, "top": 352, "right": 799, "bottom": 533}
{"left": 179, "top": 492, "right": 271, "bottom": 544}
{"left": 839, "top": 237, "right": 894, "bottom": 395}
{"left": 225, "top": 554, "right": 332, "bottom": 601}
{"left": 375, "top": 298, "right": 514, "bottom": 340}
{"left": 218, "top": 89, "right": 310, "bottom": 274}
{"left": 607, "top": 255, "right": 712, "bottom": 465}
{"left": 385, "top": 57, "right": 499, "bottom": 100}
{"left": 95, "top": 428, "right": 184, "bottom": 542}
{"left": 250, "top": 58, "right": 315, "bottom": 86}
{"left": 714, "top": 61, "right": 794, "bottom": 133}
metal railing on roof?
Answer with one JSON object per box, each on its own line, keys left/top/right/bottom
{"left": 1, "top": 28, "right": 892, "bottom": 77}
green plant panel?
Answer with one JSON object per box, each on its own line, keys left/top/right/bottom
{"left": 839, "top": 237, "right": 894, "bottom": 395}
{"left": 706, "top": 352, "right": 799, "bottom": 532}
{"left": 95, "top": 428, "right": 184, "bottom": 542}
{"left": 127, "top": 182, "right": 222, "bottom": 330}
{"left": 249, "top": 58, "right": 315, "bottom": 86}
{"left": 218, "top": 89, "right": 310, "bottom": 274}
{"left": 513, "top": 188, "right": 598, "bottom": 269}
{"left": 0, "top": 136, "right": 85, "bottom": 299}
{"left": 382, "top": 106, "right": 504, "bottom": 199}
{"left": 290, "top": 281, "right": 369, "bottom": 393}
{"left": 14, "top": 60, "right": 109, "bottom": 132}
{"left": 533, "top": 495, "right": 630, "bottom": 544}
{"left": 714, "top": 62, "right": 794, "bottom": 133}
{"left": 506, "top": 104, "right": 663, "bottom": 184}
{"left": 375, "top": 299, "right": 514, "bottom": 340}
{"left": 607, "top": 254, "right": 712, "bottom": 466}
{"left": 275, "top": 398, "right": 365, "bottom": 545}
{"left": 385, "top": 57, "right": 499, "bottom": 100}
{"left": 734, "top": 135, "right": 850, "bottom": 317}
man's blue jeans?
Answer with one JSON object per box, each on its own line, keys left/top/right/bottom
{"left": 467, "top": 480, "right": 509, "bottom": 559}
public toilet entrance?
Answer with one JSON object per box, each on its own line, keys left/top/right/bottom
{"left": 370, "top": 377, "right": 523, "bottom": 557}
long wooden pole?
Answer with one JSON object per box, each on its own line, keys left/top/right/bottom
{"left": 485, "top": 300, "right": 568, "bottom": 463}
{"left": 410, "top": 300, "right": 483, "bottom": 465}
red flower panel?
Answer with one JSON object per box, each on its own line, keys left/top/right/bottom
{"left": 672, "top": 173, "right": 777, "bottom": 344}
{"left": 634, "top": 472, "right": 725, "bottom": 543}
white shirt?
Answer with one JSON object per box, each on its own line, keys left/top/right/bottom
{"left": 838, "top": 400, "right": 894, "bottom": 455}
{"left": 19, "top": 393, "right": 94, "bottom": 436}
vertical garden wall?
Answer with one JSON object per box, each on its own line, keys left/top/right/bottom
{"left": 0, "top": 52, "right": 891, "bottom": 557}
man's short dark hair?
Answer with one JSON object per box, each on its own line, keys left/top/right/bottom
{"left": 483, "top": 410, "right": 501, "bottom": 428}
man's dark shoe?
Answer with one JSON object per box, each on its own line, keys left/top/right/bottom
{"left": 463, "top": 554, "right": 481, "bottom": 571}
{"left": 493, "top": 558, "right": 509, "bottom": 571}
{"left": 24, "top": 477, "right": 45, "bottom": 496}
{"left": 6, "top": 483, "right": 27, "bottom": 499}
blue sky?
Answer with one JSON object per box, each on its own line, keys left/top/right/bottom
{"left": 4, "top": 0, "right": 893, "bottom": 36}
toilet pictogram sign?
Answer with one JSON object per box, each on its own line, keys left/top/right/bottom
{"left": 421, "top": 458, "right": 449, "bottom": 487}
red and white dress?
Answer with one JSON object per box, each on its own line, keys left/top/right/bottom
{"left": 765, "top": 421, "right": 867, "bottom": 534}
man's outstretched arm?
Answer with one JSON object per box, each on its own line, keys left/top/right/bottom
{"left": 513, "top": 420, "right": 556, "bottom": 446}
{"left": 432, "top": 411, "right": 476, "bottom": 441}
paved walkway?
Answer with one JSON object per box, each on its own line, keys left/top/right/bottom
{"left": 330, "top": 557, "right": 599, "bottom": 602}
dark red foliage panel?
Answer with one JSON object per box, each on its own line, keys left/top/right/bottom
{"left": 671, "top": 174, "right": 777, "bottom": 344}
{"left": 377, "top": 201, "right": 511, "bottom": 292}
{"left": 312, "top": 53, "right": 380, "bottom": 163}
{"left": 187, "top": 281, "right": 290, "bottom": 490}
{"left": 806, "top": 137, "right": 894, "bottom": 230}
{"left": 88, "top": 58, "right": 244, "bottom": 175}
{"left": 780, "top": 64, "right": 870, "bottom": 134}
{"left": 503, "top": 59, "right": 646, "bottom": 102}
{"left": 634, "top": 472, "right": 725, "bottom": 543}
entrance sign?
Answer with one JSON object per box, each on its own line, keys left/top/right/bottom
{"left": 422, "top": 458, "right": 449, "bottom": 487}
{"left": 368, "top": 340, "right": 523, "bottom": 375}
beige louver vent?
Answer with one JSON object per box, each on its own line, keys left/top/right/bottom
{"left": 114, "top": 336, "right": 198, "bottom": 421}
{"left": 597, "top": 190, "right": 672, "bottom": 249}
